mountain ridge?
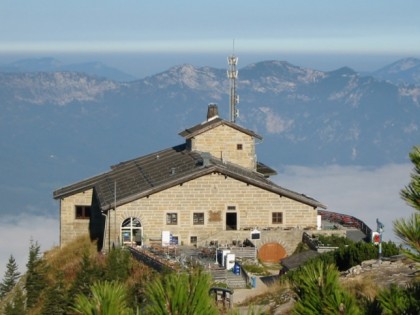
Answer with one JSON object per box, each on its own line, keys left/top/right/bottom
{"left": 0, "top": 57, "right": 419, "bottom": 218}
{"left": 0, "top": 57, "right": 137, "bottom": 82}
{"left": 3, "top": 56, "right": 420, "bottom": 85}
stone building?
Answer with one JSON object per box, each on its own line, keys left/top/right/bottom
{"left": 53, "top": 104, "right": 325, "bottom": 254}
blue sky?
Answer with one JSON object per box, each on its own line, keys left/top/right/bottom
{"left": 1, "top": 0, "right": 420, "bottom": 76}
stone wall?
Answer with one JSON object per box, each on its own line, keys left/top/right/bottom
{"left": 59, "top": 189, "right": 93, "bottom": 246}
{"left": 108, "top": 173, "right": 317, "bottom": 249}
{"left": 191, "top": 124, "right": 256, "bottom": 170}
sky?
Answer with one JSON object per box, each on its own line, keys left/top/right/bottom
{"left": 1, "top": 1, "right": 420, "bottom": 77}
{"left": 0, "top": 1, "right": 419, "bottom": 276}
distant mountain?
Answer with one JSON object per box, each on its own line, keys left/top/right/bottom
{"left": 1, "top": 59, "right": 420, "bottom": 218}
{"left": 0, "top": 72, "right": 120, "bottom": 105}
{"left": 0, "top": 57, "right": 137, "bottom": 82}
{"left": 370, "top": 57, "right": 420, "bottom": 86}
{"left": 1, "top": 61, "right": 419, "bottom": 164}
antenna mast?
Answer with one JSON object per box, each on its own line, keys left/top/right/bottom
{"left": 227, "top": 41, "right": 239, "bottom": 122}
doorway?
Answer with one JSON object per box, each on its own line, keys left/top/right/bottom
{"left": 226, "top": 212, "right": 237, "bottom": 230}
{"left": 121, "top": 217, "right": 142, "bottom": 246}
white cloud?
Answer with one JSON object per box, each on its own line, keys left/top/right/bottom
{"left": 0, "top": 215, "right": 59, "bottom": 280}
{"left": 403, "top": 123, "right": 418, "bottom": 134}
{"left": 273, "top": 163, "right": 413, "bottom": 243}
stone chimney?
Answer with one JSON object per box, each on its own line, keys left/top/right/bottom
{"left": 207, "top": 103, "right": 219, "bottom": 121}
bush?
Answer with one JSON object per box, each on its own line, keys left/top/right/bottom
{"left": 289, "top": 260, "right": 361, "bottom": 315}
{"left": 143, "top": 269, "right": 218, "bottom": 315}
{"left": 241, "top": 263, "right": 269, "bottom": 276}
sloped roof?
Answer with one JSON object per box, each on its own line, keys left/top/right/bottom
{"left": 256, "top": 161, "right": 277, "bottom": 176}
{"left": 53, "top": 144, "right": 326, "bottom": 211}
{"left": 280, "top": 250, "right": 320, "bottom": 271}
{"left": 179, "top": 117, "right": 263, "bottom": 140}
{"left": 53, "top": 172, "right": 105, "bottom": 199}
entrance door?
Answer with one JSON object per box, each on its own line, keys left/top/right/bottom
{"left": 226, "top": 213, "right": 237, "bottom": 230}
{"left": 121, "top": 217, "right": 142, "bottom": 246}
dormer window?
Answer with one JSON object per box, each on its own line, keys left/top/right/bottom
{"left": 237, "top": 144, "right": 243, "bottom": 150}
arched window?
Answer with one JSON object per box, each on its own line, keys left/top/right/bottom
{"left": 121, "top": 217, "right": 142, "bottom": 247}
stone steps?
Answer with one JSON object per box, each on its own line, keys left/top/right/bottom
{"left": 210, "top": 268, "right": 248, "bottom": 289}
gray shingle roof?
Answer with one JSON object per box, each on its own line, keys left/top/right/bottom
{"left": 280, "top": 250, "right": 320, "bottom": 271}
{"left": 53, "top": 144, "right": 325, "bottom": 211}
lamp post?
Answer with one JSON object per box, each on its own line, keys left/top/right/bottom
{"left": 376, "top": 218, "right": 384, "bottom": 264}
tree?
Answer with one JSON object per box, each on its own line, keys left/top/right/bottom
{"left": 377, "top": 282, "right": 420, "bottom": 315}
{"left": 0, "top": 255, "right": 21, "bottom": 299}
{"left": 394, "top": 145, "right": 420, "bottom": 262}
{"left": 144, "top": 269, "right": 218, "bottom": 315}
{"left": 289, "top": 260, "right": 361, "bottom": 315}
{"left": 25, "top": 239, "right": 46, "bottom": 309}
{"left": 68, "top": 250, "right": 101, "bottom": 305}
{"left": 3, "top": 286, "right": 26, "bottom": 315}
{"left": 72, "top": 281, "right": 134, "bottom": 315}
{"left": 104, "top": 248, "right": 131, "bottom": 282}
{"left": 41, "top": 272, "right": 67, "bottom": 315}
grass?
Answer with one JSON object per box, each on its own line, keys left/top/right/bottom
{"left": 42, "top": 235, "right": 99, "bottom": 284}
{"left": 341, "top": 274, "right": 380, "bottom": 301}
{"left": 237, "top": 280, "right": 293, "bottom": 312}
{"left": 241, "top": 263, "right": 271, "bottom": 276}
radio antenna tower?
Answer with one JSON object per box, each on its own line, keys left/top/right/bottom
{"left": 227, "top": 41, "right": 239, "bottom": 122}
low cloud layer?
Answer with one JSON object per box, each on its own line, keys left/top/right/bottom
{"left": 275, "top": 163, "right": 413, "bottom": 243}
{"left": 0, "top": 163, "right": 414, "bottom": 277}
{"left": 0, "top": 215, "right": 59, "bottom": 280}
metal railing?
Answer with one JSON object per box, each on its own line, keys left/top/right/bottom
{"left": 318, "top": 210, "right": 373, "bottom": 241}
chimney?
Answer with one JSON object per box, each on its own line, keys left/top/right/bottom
{"left": 201, "top": 152, "right": 212, "bottom": 167}
{"left": 207, "top": 103, "right": 219, "bottom": 121}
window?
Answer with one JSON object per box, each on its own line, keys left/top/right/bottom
{"left": 227, "top": 206, "right": 236, "bottom": 211}
{"left": 272, "top": 212, "right": 283, "bottom": 224}
{"left": 170, "top": 235, "right": 179, "bottom": 245}
{"left": 237, "top": 144, "right": 243, "bottom": 150}
{"left": 75, "top": 205, "right": 91, "bottom": 219}
{"left": 190, "top": 236, "right": 197, "bottom": 244}
{"left": 193, "top": 212, "right": 204, "bottom": 225}
{"left": 166, "top": 213, "right": 178, "bottom": 225}
{"left": 121, "top": 217, "right": 142, "bottom": 246}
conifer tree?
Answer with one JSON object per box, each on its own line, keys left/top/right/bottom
{"left": 25, "top": 239, "right": 45, "bottom": 309}
{"left": 394, "top": 145, "right": 420, "bottom": 262}
{"left": 3, "top": 286, "right": 25, "bottom": 315}
{"left": 289, "top": 260, "right": 361, "bottom": 315}
{"left": 68, "top": 250, "right": 101, "bottom": 308}
{"left": 0, "top": 255, "right": 21, "bottom": 299}
{"left": 41, "top": 272, "right": 67, "bottom": 315}
{"left": 104, "top": 247, "right": 131, "bottom": 282}
{"left": 378, "top": 282, "right": 420, "bottom": 315}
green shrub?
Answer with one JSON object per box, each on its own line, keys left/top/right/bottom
{"left": 241, "top": 264, "right": 269, "bottom": 276}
